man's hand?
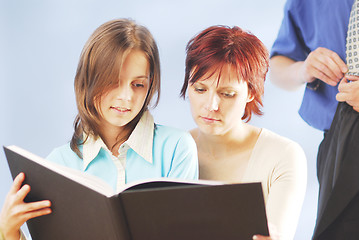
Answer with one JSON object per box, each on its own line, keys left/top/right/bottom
{"left": 270, "top": 48, "right": 348, "bottom": 91}
{"left": 336, "top": 75, "right": 359, "bottom": 112}
{"left": 300, "top": 47, "right": 348, "bottom": 86}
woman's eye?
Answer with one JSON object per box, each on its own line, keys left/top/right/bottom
{"left": 133, "top": 83, "right": 145, "bottom": 88}
{"left": 221, "top": 92, "right": 236, "bottom": 98}
{"left": 194, "top": 87, "right": 206, "bottom": 93}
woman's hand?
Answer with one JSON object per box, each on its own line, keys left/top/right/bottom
{"left": 252, "top": 222, "right": 280, "bottom": 240}
{"left": 0, "top": 173, "right": 52, "bottom": 240}
{"left": 253, "top": 235, "right": 272, "bottom": 240}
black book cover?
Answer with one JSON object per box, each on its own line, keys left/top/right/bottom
{"left": 3, "top": 145, "right": 269, "bottom": 240}
{"left": 4, "top": 146, "right": 129, "bottom": 240}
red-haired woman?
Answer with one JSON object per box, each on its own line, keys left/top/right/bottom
{"left": 181, "top": 25, "right": 307, "bottom": 240}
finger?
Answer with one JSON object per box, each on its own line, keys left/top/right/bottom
{"left": 9, "top": 173, "right": 25, "bottom": 195}
{"left": 338, "top": 93, "right": 359, "bottom": 107}
{"left": 15, "top": 184, "right": 31, "bottom": 203}
{"left": 336, "top": 92, "right": 356, "bottom": 103}
{"left": 23, "top": 200, "right": 51, "bottom": 213}
{"left": 325, "top": 49, "right": 348, "bottom": 73}
{"left": 307, "top": 53, "right": 340, "bottom": 82}
{"left": 336, "top": 92, "right": 348, "bottom": 102}
{"left": 22, "top": 207, "right": 52, "bottom": 222}
{"left": 253, "top": 235, "right": 271, "bottom": 240}
{"left": 344, "top": 75, "right": 359, "bottom": 81}
{"left": 338, "top": 78, "right": 350, "bottom": 93}
{"left": 10, "top": 200, "right": 52, "bottom": 227}
{"left": 318, "top": 55, "right": 344, "bottom": 80}
{"left": 338, "top": 78, "right": 359, "bottom": 95}
{"left": 310, "top": 67, "right": 339, "bottom": 86}
{"left": 314, "top": 48, "right": 346, "bottom": 79}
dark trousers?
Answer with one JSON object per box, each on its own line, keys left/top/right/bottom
{"left": 313, "top": 102, "right": 359, "bottom": 240}
{"left": 316, "top": 192, "right": 359, "bottom": 240}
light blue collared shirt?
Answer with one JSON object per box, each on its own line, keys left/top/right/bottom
{"left": 46, "top": 112, "right": 199, "bottom": 191}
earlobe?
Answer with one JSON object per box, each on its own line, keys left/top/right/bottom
{"left": 247, "top": 94, "right": 254, "bottom": 103}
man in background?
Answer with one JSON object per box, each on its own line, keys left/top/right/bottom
{"left": 270, "top": 0, "right": 359, "bottom": 239}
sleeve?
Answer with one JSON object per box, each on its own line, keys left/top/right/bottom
{"left": 265, "top": 141, "right": 307, "bottom": 240}
{"left": 46, "top": 149, "right": 59, "bottom": 162}
{"left": 167, "top": 132, "right": 199, "bottom": 181}
{"left": 46, "top": 144, "right": 76, "bottom": 167}
{"left": 20, "top": 230, "right": 28, "bottom": 240}
{"left": 270, "top": 0, "right": 310, "bottom": 62}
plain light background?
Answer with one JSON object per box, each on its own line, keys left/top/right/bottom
{"left": 0, "top": 0, "right": 324, "bottom": 239}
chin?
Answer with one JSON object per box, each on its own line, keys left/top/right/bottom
{"left": 198, "top": 125, "right": 223, "bottom": 136}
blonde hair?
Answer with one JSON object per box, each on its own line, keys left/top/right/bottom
{"left": 70, "top": 19, "right": 161, "bottom": 157}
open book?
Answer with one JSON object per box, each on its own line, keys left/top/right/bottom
{"left": 3, "top": 145, "right": 269, "bottom": 240}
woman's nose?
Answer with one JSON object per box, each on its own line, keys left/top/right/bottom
{"left": 205, "top": 93, "right": 219, "bottom": 111}
{"left": 116, "top": 85, "right": 132, "bottom": 101}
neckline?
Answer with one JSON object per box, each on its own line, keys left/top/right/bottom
{"left": 239, "top": 128, "right": 264, "bottom": 182}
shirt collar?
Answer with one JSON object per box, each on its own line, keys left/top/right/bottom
{"left": 126, "top": 110, "right": 154, "bottom": 164}
{"left": 82, "top": 111, "right": 154, "bottom": 170}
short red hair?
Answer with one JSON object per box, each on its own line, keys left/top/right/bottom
{"left": 180, "top": 25, "right": 269, "bottom": 122}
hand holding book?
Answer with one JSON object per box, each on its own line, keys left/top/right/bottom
{"left": 0, "top": 172, "right": 51, "bottom": 240}
{"left": 253, "top": 235, "right": 273, "bottom": 240}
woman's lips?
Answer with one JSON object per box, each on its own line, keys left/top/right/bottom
{"left": 200, "top": 116, "right": 220, "bottom": 123}
{"left": 111, "top": 106, "right": 130, "bottom": 113}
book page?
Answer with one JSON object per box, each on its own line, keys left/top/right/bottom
{"left": 117, "top": 178, "right": 223, "bottom": 193}
{"left": 7, "top": 145, "right": 115, "bottom": 197}
{"left": 7, "top": 145, "right": 222, "bottom": 197}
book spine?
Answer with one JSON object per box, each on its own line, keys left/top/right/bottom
{"left": 107, "top": 195, "right": 131, "bottom": 240}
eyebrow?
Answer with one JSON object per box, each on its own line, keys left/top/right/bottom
{"left": 134, "top": 75, "right": 149, "bottom": 80}
{"left": 194, "top": 82, "right": 236, "bottom": 91}
{"left": 193, "top": 82, "right": 207, "bottom": 87}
